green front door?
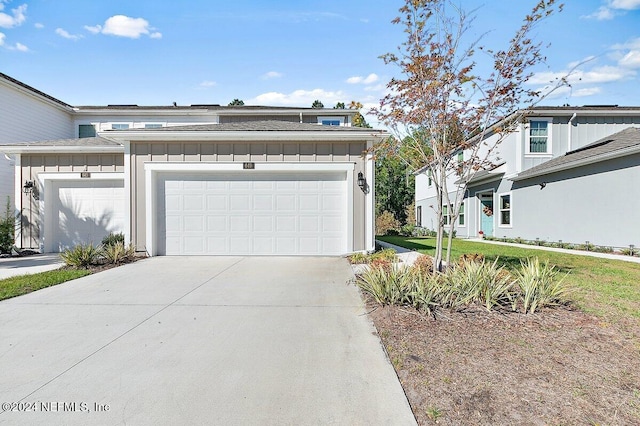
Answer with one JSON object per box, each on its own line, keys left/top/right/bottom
{"left": 480, "top": 196, "right": 494, "bottom": 237}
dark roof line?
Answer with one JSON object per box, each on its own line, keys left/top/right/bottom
{"left": 0, "top": 72, "right": 73, "bottom": 109}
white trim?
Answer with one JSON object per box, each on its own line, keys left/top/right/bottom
{"left": 104, "top": 130, "right": 386, "bottom": 142}
{"left": 1, "top": 146, "right": 124, "bottom": 154}
{"left": 143, "top": 162, "right": 356, "bottom": 257}
{"left": 457, "top": 198, "right": 466, "bottom": 228}
{"left": 516, "top": 124, "right": 523, "bottom": 172}
{"left": 37, "top": 172, "right": 125, "bottom": 253}
{"left": 497, "top": 191, "right": 513, "bottom": 228}
{"left": 13, "top": 154, "right": 21, "bottom": 247}
{"left": 123, "top": 141, "right": 132, "bottom": 246}
{"left": 365, "top": 148, "right": 374, "bottom": 251}
{"left": 525, "top": 117, "right": 553, "bottom": 156}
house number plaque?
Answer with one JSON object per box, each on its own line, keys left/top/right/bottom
{"left": 243, "top": 162, "right": 255, "bottom": 169}
{"left": 80, "top": 172, "right": 91, "bottom": 178}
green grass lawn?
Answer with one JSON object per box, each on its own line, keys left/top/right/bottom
{"left": 0, "top": 269, "right": 91, "bottom": 301}
{"left": 378, "top": 235, "right": 640, "bottom": 322}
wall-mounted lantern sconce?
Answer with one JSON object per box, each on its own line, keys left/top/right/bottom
{"left": 23, "top": 180, "right": 39, "bottom": 200}
{"left": 357, "top": 172, "right": 367, "bottom": 192}
{"left": 539, "top": 182, "right": 547, "bottom": 190}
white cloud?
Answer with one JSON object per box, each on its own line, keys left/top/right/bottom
{"left": 609, "top": 0, "right": 640, "bottom": 10}
{"left": 0, "top": 31, "right": 5, "bottom": 45}
{"left": 346, "top": 73, "right": 379, "bottom": 84}
{"left": 364, "top": 83, "right": 386, "bottom": 92}
{"left": 34, "top": 22, "right": 43, "bottom": 29}
{"left": 199, "top": 80, "right": 216, "bottom": 88}
{"left": 582, "top": 0, "right": 640, "bottom": 20}
{"left": 530, "top": 65, "right": 635, "bottom": 85}
{"left": 611, "top": 37, "right": 640, "bottom": 50}
{"left": 262, "top": 71, "right": 283, "bottom": 79}
{"left": 55, "top": 28, "right": 83, "bottom": 40}
{"left": 249, "top": 88, "right": 346, "bottom": 107}
{"left": 14, "top": 41, "right": 26, "bottom": 51}
{"left": 88, "top": 15, "right": 162, "bottom": 39}
{"left": 0, "top": 3, "right": 26, "bottom": 28}
{"left": 619, "top": 50, "right": 640, "bottom": 68}
{"left": 84, "top": 24, "right": 101, "bottom": 34}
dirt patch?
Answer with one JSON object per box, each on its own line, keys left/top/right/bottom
{"left": 367, "top": 298, "right": 640, "bottom": 425}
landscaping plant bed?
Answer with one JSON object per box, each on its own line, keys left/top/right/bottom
{"left": 367, "top": 300, "right": 640, "bottom": 425}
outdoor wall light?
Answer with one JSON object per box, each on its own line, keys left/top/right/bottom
{"left": 23, "top": 180, "right": 39, "bottom": 200}
{"left": 23, "top": 180, "right": 34, "bottom": 194}
{"left": 539, "top": 182, "right": 547, "bottom": 190}
{"left": 357, "top": 172, "right": 367, "bottom": 192}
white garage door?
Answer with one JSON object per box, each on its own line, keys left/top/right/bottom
{"left": 158, "top": 172, "right": 347, "bottom": 255}
{"left": 49, "top": 180, "right": 125, "bottom": 252}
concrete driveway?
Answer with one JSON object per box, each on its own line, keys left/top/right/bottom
{"left": 0, "top": 256, "right": 416, "bottom": 425}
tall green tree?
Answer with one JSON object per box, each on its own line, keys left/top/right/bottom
{"left": 311, "top": 100, "right": 324, "bottom": 108}
{"left": 228, "top": 99, "right": 245, "bottom": 106}
{"left": 375, "top": 153, "right": 414, "bottom": 225}
{"left": 333, "top": 102, "right": 346, "bottom": 109}
{"left": 373, "top": 0, "right": 566, "bottom": 271}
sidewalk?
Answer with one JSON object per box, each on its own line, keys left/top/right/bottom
{"left": 376, "top": 238, "right": 640, "bottom": 264}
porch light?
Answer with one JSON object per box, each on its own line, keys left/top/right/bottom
{"left": 23, "top": 180, "right": 34, "bottom": 194}
{"left": 357, "top": 172, "right": 367, "bottom": 192}
{"left": 630, "top": 245, "right": 635, "bottom": 256}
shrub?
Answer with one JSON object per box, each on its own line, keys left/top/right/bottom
{"left": 375, "top": 211, "right": 400, "bottom": 236}
{"left": 400, "top": 224, "right": 415, "bottom": 237}
{"left": 444, "top": 259, "right": 515, "bottom": 311}
{"left": 413, "top": 227, "right": 436, "bottom": 237}
{"left": 101, "top": 232, "right": 125, "bottom": 247}
{"left": 348, "top": 252, "right": 369, "bottom": 264}
{"left": 458, "top": 253, "right": 484, "bottom": 266}
{"left": 594, "top": 245, "right": 613, "bottom": 253}
{"left": 102, "top": 242, "right": 136, "bottom": 264}
{"left": 409, "top": 271, "right": 445, "bottom": 316}
{"left": 412, "top": 255, "right": 433, "bottom": 275}
{"left": 357, "top": 264, "right": 414, "bottom": 305}
{"left": 0, "top": 197, "right": 15, "bottom": 254}
{"left": 514, "top": 257, "right": 569, "bottom": 314}
{"left": 61, "top": 243, "right": 101, "bottom": 269}
{"left": 371, "top": 248, "right": 398, "bottom": 263}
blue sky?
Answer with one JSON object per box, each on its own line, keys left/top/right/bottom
{"left": 1, "top": 0, "right": 640, "bottom": 123}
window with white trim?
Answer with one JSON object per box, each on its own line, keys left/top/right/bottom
{"left": 428, "top": 170, "right": 433, "bottom": 187}
{"left": 144, "top": 123, "right": 163, "bottom": 129}
{"left": 442, "top": 204, "right": 464, "bottom": 226}
{"left": 318, "top": 116, "right": 344, "bottom": 126}
{"left": 416, "top": 206, "right": 422, "bottom": 227}
{"left": 499, "top": 193, "right": 511, "bottom": 226}
{"left": 458, "top": 202, "right": 465, "bottom": 226}
{"left": 112, "top": 123, "right": 130, "bottom": 130}
{"left": 527, "top": 119, "right": 552, "bottom": 154}
{"left": 443, "top": 204, "right": 450, "bottom": 226}
{"left": 78, "top": 124, "right": 96, "bottom": 138}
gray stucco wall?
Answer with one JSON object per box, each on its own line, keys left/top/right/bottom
{"left": 418, "top": 154, "right": 640, "bottom": 248}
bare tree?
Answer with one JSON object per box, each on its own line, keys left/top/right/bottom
{"left": 373, "top": 0, "right": 568, "bottom": 271}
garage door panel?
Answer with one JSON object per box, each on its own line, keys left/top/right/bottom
{"left": 50, "top": 180, "right": 125, "bottom": 252}
{"left": 160, "top": 172, "right": 347, "bottom": 255}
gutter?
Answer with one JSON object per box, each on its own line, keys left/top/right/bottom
{"left": 104, "top": 130, "right": 387, "bottom": 142}
{"left": 510, "top": 144, "right": 640, "bottom": 181}
{"left": 0, "top": 146, "right": 124, "bottom": 154}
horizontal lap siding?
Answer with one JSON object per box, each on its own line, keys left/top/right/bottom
{"left": 130, "top": 141, "right": 367, "bottom": 253}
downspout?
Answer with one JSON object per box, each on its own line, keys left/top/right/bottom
{"left": 299, "top": 112, "right": 303, "bottom": 123}
{"left": 567, "top": 113, "right": 577, "bottom": 151}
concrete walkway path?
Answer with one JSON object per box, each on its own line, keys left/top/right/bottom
{"left": 0, "top": 254, "right": 65, "bottom": 280}
{"left": 0, "top": 256, "right": 416, "bottom": 425}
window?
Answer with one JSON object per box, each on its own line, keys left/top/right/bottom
{"left": 428, "top": 170, "right": 432, "bottom": 187}
{"left": 78, "top": 124, "right": 96, "bottom": 138}
{"left": 443, "top": 204, "right": 450, "bottom": 226}
{"left": 144, "top": 123, "right": 163, "bottom": 129}
{"left": 112, "top": 123, "right": 130, "bottom": 130}
{"left": 458, "top": 202, "right": 465, "bottom": 226}
{"left": 499, "top": 193, "right": 511, "bottom": 226}
{"left": 527, "top": 119, "right": 552, "bottom": 154}
{"left": 443, "top": 203, "right": 464, "bottom": 226}
{"left": 456, "top": 151, "right": 464, "bottom": 176}
{"left": 318, "top": 116, "right": 344, "bottom": 126}
{"left": 416, "top": 206, "right": 422, "bottom": 227}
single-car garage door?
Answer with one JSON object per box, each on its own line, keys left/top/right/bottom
{"left": 158, "top": 172, "right": 347, "bottom": 255}
{"left": 47, "top": 179, "right": 125, "bottom": 252}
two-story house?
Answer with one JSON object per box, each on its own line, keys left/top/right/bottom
{"left": 414, "top": 106, "right": 640, "bottom": 248}
{"left": 1, "top": 73, "right": 384, "bottom": 256}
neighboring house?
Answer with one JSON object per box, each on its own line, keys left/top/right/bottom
{"left": 1, "top": 73, "right": 383, "bottom": 255}
{"left": 415, "top": 106, "right": 640, "bottom": 248}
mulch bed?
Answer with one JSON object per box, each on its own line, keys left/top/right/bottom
{"left": 366, "top": 297, "right": 640, "bottom": 425}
